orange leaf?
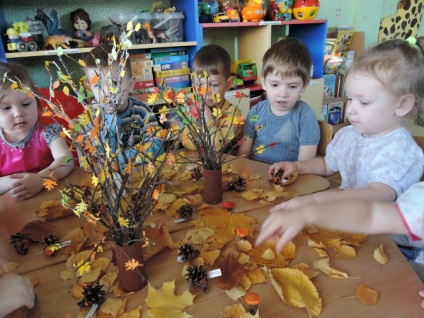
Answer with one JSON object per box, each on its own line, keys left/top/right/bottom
{"left": 43, "top": 178, "right": 58, "bottom": 191}
{"left": 90, "top": 74, "right": 99, "bottom": 85}
{"left": 124, "top": 258, "right": 143, "bottom": 271}
{"left": 356, "top": 283, "right": 380, "bottom": 305}
{"left": 42, "top": 109, "right": 53, "bottom": 117}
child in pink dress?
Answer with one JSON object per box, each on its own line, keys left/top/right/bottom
{"left": 0, "top": 63, "right": 74, "bottom": 199}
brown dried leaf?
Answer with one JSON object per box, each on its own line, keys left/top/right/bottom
{"left": 20, "top": 220, "right": 57, "bottom": 241}
{"left": 224, "top": 303, "right": 246, "bottom": 318}
{"left": 292, "top": 263, "right": 319, "bottom": 280}
{"left": 37, "top": 200, "right": 73, "bottom": 220}
{"left": 313, "top": 258, "right": 348, "bottom": 279}
{"left": 184, "top": 227, "right": 214, "bottom": 244}
{"left": 245, "top": 268, "right": 266, "bottom": 285}
{"left": 356, "top": 283, "right": 380, "bottom": 305}
{"left": 217, "top": 253, "right": 246, "bottom": 290}
{"left": 201, "top": 249, "right": 220, "bottom": 266}
{"left": 373, "top": 244, "right": 389, "bottom": 265}
{"left": 144, "top": 223, "right": 179, "bottom": 250}
{"left": 99, "top": 298, "right": 124, "bottom": 318}
{"left": 236, "top": 240, "right": 253, "bottom": 252}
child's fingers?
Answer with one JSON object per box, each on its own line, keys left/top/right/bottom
{"left": 269, "top": 201, "right": 288, "bottom": 213}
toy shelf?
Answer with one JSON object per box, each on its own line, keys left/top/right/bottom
{"left": 5, "top": 41, "right": 197, "bottom": 59}
{"left": 202, "top": 19, "right": 327, "bottom": 28}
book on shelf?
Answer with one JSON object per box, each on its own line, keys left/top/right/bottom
{"left": 131, "top": 59, "right": 154, "bottom": 68}
{"left": 153, "top": 55, "right": 189, "bottom": 65}
{"left": 333, "top": 30, "right": 355, "bottom": 57}
{"left": 154, "top": 67, "right": 190, "bottom": 78}
{"left": 134, "top": 73, "right": 154, "bottom": 81}
{"left": 150, "top": 49, "right": 186, "bottom": 58}
{"left": 323, "top": 74, "right": 336, "bottom": 99}
{"left": 130, "top": 52, "right": 152, "bottom": 60}
{"left": 132, "top": 66, "right": 153, "bottom": 75}
{"left": 155, "top": 74, "right": 190, "bottom": 85}
{"left": 133, "top": 80, "right": 155, "bottom": 90}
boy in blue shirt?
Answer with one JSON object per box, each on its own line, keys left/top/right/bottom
{"left": 238, "top": 37, "right": 320, "bottom": 164}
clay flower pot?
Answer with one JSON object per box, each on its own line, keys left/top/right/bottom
{"left": 203, "top": 167, "right": 223, "bottom": 204}
{"left": 113, "top": 241, "right": 148, "bottom": 292}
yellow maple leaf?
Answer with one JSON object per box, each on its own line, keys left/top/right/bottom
{"left": 159, "top": 105, "right": 169, "bottom": 115}
{"left": 92, "top": 175, "right": 99, "bottom": 187}
{"left": 145, "top": 280, "right": 196, "bottom": 317}
{"left": 43, "top": 178, "right": 57, "bottom": 191}
{"left": 76, "top": 261, "right": 91, "bottom": 276}
{"left": 193, "top": 208, "right": 257, "bottom": 243}
{"left": 118, "top": 216, "right": 129, "bottom": 227}
{"left": 212, "top": 107, "right": 222, "bottom": 117}
{"left": 124, "top": 258, "right": 143, "bottom": 271}
{"left": 148, "top": 93, "right": 158, "bottom": 105}
{"left": 266, "top": 267, "right": 322, "bottom": 317}
{"left": 74, "top": 200, "right": 88, "bottom": 217}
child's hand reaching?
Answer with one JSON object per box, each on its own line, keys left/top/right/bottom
{"left": 268, "top": 162, "right": 298, "bottom": 180}
{"left": 270, "top": 195, "right": 317, "bottom": 212}
{"left": 8, "top": 173, "right": 44, "bottom": 200}
{"left": 0, "top": 273, "right": 35, "bottom": 316}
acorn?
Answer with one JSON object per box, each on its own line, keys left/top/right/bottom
{"left": 227, "top": 176, "right": 246, "bottom": 192}
{"left": 77, "top": 282, "right": 107, "bottom": 307}
{"left": 177, "top": 203, "right": 194, "bottom": 220}
{"left": 236, "top": 227, "right": 250, "bottom": 240}
{"left": 178, "top": 243, "right": 200, "bottom": 262}
{"left": 185, "top": 265, "right": 208, "bottom": 293}
{"left": 245, "top": 292, "right": 260, "bottom": 315}
{"left": 10, "top": 233, "right": 30, "bottom": 255}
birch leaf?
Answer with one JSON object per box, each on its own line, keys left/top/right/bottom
{"left": 373, "top": 244, "right": 389, "bottom": 265}
{"left": 313, "top": 258, "right": 348, "bottom": 279}
{"left": 225, "top": 287, "right": 246, "bottom": 300}
{"left": 266, "top": 267, "right": 322, "bottom": 317}
{"left": 356, "top": 283, "right": 380, "bottom": 305}
{"left": 337, "top": 244, "right": 357, "bottom": 259}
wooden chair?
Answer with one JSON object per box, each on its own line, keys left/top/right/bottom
{"left": 413, "top": 136, "right": 424, "bottom": 181}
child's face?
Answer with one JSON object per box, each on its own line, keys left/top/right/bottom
{"left": 345, "top": 71, "right": 405, "bottom": 137}
{"left": 193, "top": 72, "right": 232, "bottom": 108}
{"left": 0, "top": 87, "right": 38, "bottom": 142}
{"left": 74, "top": 18, "right": 88, "bottom": 31}
{"left": 262, "top": 72, "right": 305, "bottom": 116}
{"left": 85, "top": 67, "right": 133, "bottom": 114}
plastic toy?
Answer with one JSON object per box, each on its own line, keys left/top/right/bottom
{"left": 143, "top": 23, "right": 170, "bottom": 43}
{"left": 43, "top": 35, "right": 73, "bottom": 50}
{"left": 198, "top": 0, "right": 219, "bottom": 22}
{"left": 34, "top": 8, "right": 70, "bottom": 36}
{"left": 212, "top": 12, "right": 231, "bottom": 23}
{"left": 223, "top": 1, "right": 240, "bottom": 22}
{"left": 241, "top": 0, "right": 264, "bottom": 22}
{"left": 237, "top": 62, "right": 257, "bottom": 81}
{"left": 292, "top": 0, "right": 320, "bottom": 20}
{"left": 267, "top": 0, "right": 293, "bottom": 21}
{"left": 5, "top": 22, "right": 38, "bottom": 52}
{"left": 70, "top": 8, "right": 93, "bottom": 45}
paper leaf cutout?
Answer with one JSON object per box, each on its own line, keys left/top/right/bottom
{"left": 267, "top": 267, "right": 322, "bottom": 317}
{"left": 145, "top": 280, "right": 196, "bottom": 318}
{"left": 313, "top": 258, "right": 348, "bottom": 279}
{"left": 217, "top": 253, "right": 246, "bottom": 290}
{"left": 373, "top": 244, "right": 389, "bottom": 265}
{"left": 43, "top": 178, "right": 57, "bottom": 191}
{"left": 356, "top": 283, "right": 380, "bottom": 305}
{"left": 193, "top": 208, "right": 256, "bottom": 243}
{"left": 124, "top": 258, "right": 143, "bottom": 271}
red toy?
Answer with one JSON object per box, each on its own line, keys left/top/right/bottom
{"left": 292, "top": 0, "right": 320, "bottom": 20}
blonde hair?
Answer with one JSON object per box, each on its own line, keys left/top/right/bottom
{"left": 0, "top": 62, "right": 36, "bottom": 99}
{"left": 347, "top": 38, "right": 424, "bottom": 126}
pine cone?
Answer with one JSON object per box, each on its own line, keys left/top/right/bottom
{"left": 178, "top": 204, "right": 194, "bottom": 220}
{"left": 227, "top": 176, "right": 246, "bottom": 192}
{"left": 185, "top": 265, "right": 208, "bottom": 293}
{"left": 40, "top": 234, "right": 59, "bottom": 249}
{"left": 10, "top": 233, "right": 30, "bottom": 255}
{"left": 78, "top": 282, "right": 107, "bottom": 307}
{"left": 191, "top": 167, "right": 203, "bottom": 181}
{"left": 178, "top": 243, "right": 200, "bottom": 262}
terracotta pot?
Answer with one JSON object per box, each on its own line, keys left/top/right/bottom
{"left": 203, "top": 167, "right": 223, "bottom": 204}
{"left": 113, "top": 242, "right": 148, "bottom": 292}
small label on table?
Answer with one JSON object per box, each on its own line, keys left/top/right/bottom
{"left": 207, "top": 268, "right": 222, "bottom": 278}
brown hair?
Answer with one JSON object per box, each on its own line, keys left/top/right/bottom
{"left": 0, "top": 62, "right": 37, "bottom": 102}
{"left": 261, "top": 37, "right": 312, "bottom": 86}
{"left": 193, "top": 44, "right": 232, "bottom": 79}
{"left": 348, "top": 38, "right": 424, "bottom": 126}
{"left": 70, "top": 8, "right": 92, "bottom": 31}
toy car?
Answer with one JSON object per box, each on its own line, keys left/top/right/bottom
{"left": 212, "top": 13, "right": 231, "bottom": 23}
{"left": 237, "top": 62, "right": 257, "bottom": 82}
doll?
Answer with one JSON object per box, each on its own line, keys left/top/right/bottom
{"left": 70, "top": 8, "right": 93, "bottom": 41}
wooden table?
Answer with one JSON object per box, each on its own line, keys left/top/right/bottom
{"left": 2, "top": 158, "right": 423, "bottom": 318}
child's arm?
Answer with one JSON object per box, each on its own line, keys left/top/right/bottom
{"left": 0, "top": 273, "right": 35, "bottom": 316}
{"left": 273, "top": 182, "right": 397, "bottom": 211}
{"left": 237, "top": 136, "right": 254, "bottom": 158}
{"left": 256, "top": 200, "right": 407, "bottom": 253}
{"left": 298, "top": 144, "right": 318, "bottom": 161}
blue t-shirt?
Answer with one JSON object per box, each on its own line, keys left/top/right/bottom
{"left": 243, "top": 100, "right": 320, "bottom": 164}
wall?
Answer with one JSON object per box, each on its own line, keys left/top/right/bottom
{"left": 317, "top": 0, "right": 424, "bottom": 48}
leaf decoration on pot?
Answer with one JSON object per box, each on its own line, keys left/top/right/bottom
{"left": 192, "top": 207, "right": 256, "bottom": 243}
{"left": 373, "top": 244, "right": 389, "bottom": 265}
{"left": 217, "top": 253, "right": 246, "bottom": 290}
{"left": 145, "top": 280, "right": 196, "bottom": 318}
{"left": 356, "top": 283, "right": 380, "bottom": 305}
{"left": 265, "top": 267, "right": 322, "bottom": 317}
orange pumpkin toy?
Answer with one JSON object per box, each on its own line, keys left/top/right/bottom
{"left": 241, "top": 0, "right": 265, "bottom": 22}
{"left": 292, "top": 0, "right": 320, "bottom": 20}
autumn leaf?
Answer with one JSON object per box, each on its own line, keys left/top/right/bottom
{"left": 74, "top": 200, "right": 88, "bottom": 217}
{"left": 356, "top": 283, "right": 379, "bottom": 305}
{"left": 75, "top": 261, "right": 91, "bottom": 276}
{"left": 43, "top": 178, "right": 57, "bottom": 191}
{"left": 225, "top": 287, "right": 246, "bottom": 300}
{"left": 217, "top": 253, "right": 246, "bottom": 290}
{"left": 313, "top": 258, "right": 348, "bottom": 279}
{"left": 124, "top": 258, "right": 143, "bottom": 271}
{"left": 266, "top": 267, "right": 322, "bottom": 317}
{"left": 372, "top": 244, "right": 389, "bottom": 265}
{"left": 224, "top": 303, "right": 247, "bottom": 318}
{"left": 145, "top": 280, "right": 196, "bottom": 318}
{"left": 192, "top": 207, "right": 256, "bottom": 243}
{"left": 118, "top": 216, "right": 129, "bottom": 227}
